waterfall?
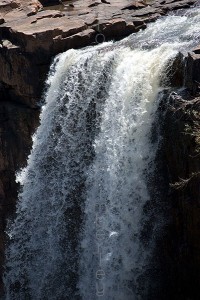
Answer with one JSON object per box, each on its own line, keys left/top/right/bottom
{"left": 4, "top": 7, "right": 200, "bottom": 300}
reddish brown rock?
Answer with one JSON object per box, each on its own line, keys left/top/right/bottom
{"left": 53, "top": 28, "right": 95, "bottom": 52}
{"left": 122, "top": 0, "right": 147, "bottom": 10}
{"left": 0, "top": 0, "right": 20, "bottom": 9}
{"left": 93, "top": 18, "right": 127, "bottom": 37}
{"left": 6, "top": 16, "right": 87, "bottom": 52}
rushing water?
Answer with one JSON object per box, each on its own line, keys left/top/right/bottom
{"left": 3, "top": 6, "right": 200, "bottom": 300}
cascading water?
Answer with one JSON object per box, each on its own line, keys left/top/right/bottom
{"left": 3, "top": 7, "right": 200, "bottom": 300}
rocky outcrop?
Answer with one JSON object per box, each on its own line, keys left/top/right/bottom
{"left": 0, "top": 0, "right": 197, "bottom": 105}
{"left": 0, "top": 0, "right": 199, "bottom": 297}
{"left": 159, "top": 45, "right": 200, "bottom": 299}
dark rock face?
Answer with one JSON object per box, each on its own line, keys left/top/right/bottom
{"left": 159, "top": 47, "right": 200, "bottom": 299}
{"left": 0, "top": 100, "right": 39, "bottom": 295}
{"left": 185, "top": 50, "right": 200, "bottom": 94}
{"left": 0, "top": 0, "right": 199, "bottom": 298}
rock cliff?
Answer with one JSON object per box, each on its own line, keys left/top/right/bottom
{"left": 162, "top": 47, "right": 200, "bottom": 299}
{"left": 0, "top": 0, "right": 199, "bottom": 298}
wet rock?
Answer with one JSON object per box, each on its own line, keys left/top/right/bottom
{"left": 151, "top": 47, "right": 200, "bottom": 299}
{"left": 163, "top": 89, "right": 200, "bottom": 299}
{"left": 185, "top": 47, "right": 200, "bottom": 95}
{"left": 0, "top": 99, "right": 40, "bottom": 297}
{"left": 163, "top": 52, "right": 185, "bottom": 87}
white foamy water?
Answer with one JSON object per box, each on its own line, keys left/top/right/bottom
{"left": 3, "top": 6, "right": 200, "bottom": 300}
